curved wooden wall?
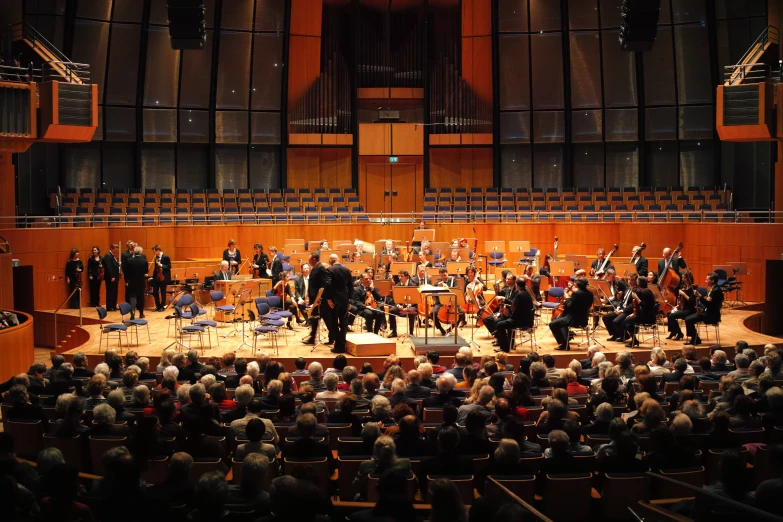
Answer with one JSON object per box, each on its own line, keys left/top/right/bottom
{"left": 0, "top": 223, "right": 780, "bottom": 310}
{"left": 0, "top": 311, "right": 34, "bottom": 380}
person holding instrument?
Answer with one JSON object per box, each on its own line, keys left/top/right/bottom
{"left": 620, "top": 277, "right": 657, "bottom": 347}
{"left": 351, "top": 273, "right": 387, "bottom": 335}
{"left": 603, "top": 274, "right": 635, "bottom": 342}
{"left": 303, "top": 254, "right": 331, "bottom": 345}
{"left": 432, "top": 268, "right": 464, "bottom": 335}
{"left": 630, "top": 245, "right": 648, "bottom": 276}
{"left": 483, "top": 272, "right": 517, "bottom": 343}
{"left": 124, "top": 246, "right": 149, "bottom": 319}
{"left": 87, "top": 246, "right": 103, "bottom": 308}
{"left": 251, "top": 243, "right": 269, "bottom": 278}
{"left": 65, "top": 248, "right": 84, "bottom": 309}
{"left": 151, "top": 245, "right": 171, "bottom": 312}
{"left": 295, "top": 263, "right": 312, "bottom": 322}
{"left": 121, "top": 240, "right": 135, "bottom": 303}
{"left": 327, "top": 258, "right": 353, "bottom": 353}
{"left": 590, "top": 248, "right": 613, "bottom": 279}
{"left": 684, "top": 272, "right": 724, "bottom": 346}
{"left": 223, "top": 239, "right": 241, "bottom": 275}
{"left": 657, "top": 247, "right": 687, "bottom": 283}
{"left": 394, "top": 270, "right": 418, "bottom": 334}
{"left": 273, "top": 271, "right": 299, "bottom": 330}
{"left": 550, "top": 277, "right": 593, "bottom": 351}
{"left": 666, "top": 270, "right": 696, "bottom": 341}
{"left": 103, "top": 244, "right": 121, "bottom": 311}
{"left": 520, "top": 263, "right": 542, "bottom": 304}
{"left": 495, "top": 278, "right": 535, "bottom": 353}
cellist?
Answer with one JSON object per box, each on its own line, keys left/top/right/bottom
{"left": 657, "top": 248, "right": 687, "bottom": 283}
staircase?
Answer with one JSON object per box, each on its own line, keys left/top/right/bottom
{"left": 724, "top": 26, "right": 779, "bottom": 86}
{"left": 7, "top": 22, "right": 89, "bottom": 84}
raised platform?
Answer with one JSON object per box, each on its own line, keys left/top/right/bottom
{"left": 410, "top": 335, "right": 470, "bottom": 355}
{"left": 346, "top": 333, "right": 396, "bottom": 357}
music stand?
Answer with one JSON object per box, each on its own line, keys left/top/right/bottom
{"left": 234, "top": 288, "right": 254, "bottom": 353}
{"left": 582, "top": 284, "right": 605, "bottom": 347}
{"left": 390, "top": 262, "right": 416, "bottom": 276}
{"left": 614, "top": 262, "right": 640, "bottom": 278}
{"left": 648, "top": 284, "right": 665, "bottom": 304}
{"left": 565, "top": 255, "right": 588, "bottom": 272}
{"left": 447, "top": 261, "right": 470, "bottom": 276}
{"left": 418, "top": 285, "right": 449, "bottom": 345}
{"left": 726, "top": 261, "right": 748, "bottom": 306}
{"left": 414, "top": 229, "right": 436, "bottom": 243}
{"left": 392, "top": 286, "right": 420, "bottom": 345}
{"left": 549, "top": 261, "right": 574, "bottom": 283}
{"left": 444, "top": 287, "right": 466, "bottom": 343}
{"left": 345, "top": 262, "right": 370, "bottom": 277}
{"left": 221, "top": 281, "right": 246, "bottom": 338}
{"left": 426, "top": 267, "right": 441, "bottom": 279}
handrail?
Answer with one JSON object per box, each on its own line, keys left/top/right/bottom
{"left": 735, "top": 26, "right": 779, "bottom": 69}
{"left": 485, "top": 477, "right": 553, "bottom": 521}
{"left": 53, "top": 287, "right": 81, "bottom": 351}
{"left": 7, "top": 22, "right": 91, "bottom": 84}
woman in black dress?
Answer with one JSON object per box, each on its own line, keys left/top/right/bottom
{"left": 222, "top": 239, "right": 242, "bottom": 275}
{"left": 64, "top": 248, "right": 84, "bottom": 309}
{"left": 87, "top": 246, "right": 103, "bottom": 307}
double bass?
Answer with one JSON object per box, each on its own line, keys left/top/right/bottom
{"left": 658, "top": 242, "right": 684, "bottom": 314}
{"left": 593, "top": 244, "right": 619, "bottom": 279}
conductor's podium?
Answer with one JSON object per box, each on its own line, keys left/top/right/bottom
{"left": 213, "top": 278, "right": 272, "bottom": 322}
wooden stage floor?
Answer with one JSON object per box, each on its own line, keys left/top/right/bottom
{"left": 48, "top": 304, "right": 782, "bottom": 364}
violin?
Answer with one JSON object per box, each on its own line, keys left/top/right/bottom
{"left": 156, "top": 256, "right": 165, "bottom": 282}
{"left": 288, "top": 280, "right": 303, "bottom": 321}
{"left": 97, "top": 259, "right": 104, "bottom": 282}
{"left": 365, "top": 289, "right": 376, "bottom": 308}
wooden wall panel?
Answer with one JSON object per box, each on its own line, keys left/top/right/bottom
{"left": 286, "top": 148, "right": 352, "bottom": 190}
{"left": 0, "top": 254, "right": 13, "bottom": 310}
{"left": 461, "top": 0, "right": 491, "bottom": 36}
{"left": 0, "top": 311, "right": 33, "bottom": 381}
{"left": 359, "top": 124, "right": 391, "bottom": 156}
{"left": 461, "top": 36, "right": 493, "bottom": 106}
{"left": 391, "top": 123, "right": 424, "bottom": 156}
{"left": 0, "top": 153, "right": 15, "bottom": 217}
{"left": 287, "top": 35, "right": 322, "bottom": 110}
{"left": 430, "top": 147, "right": 493, "bottom": 188}
{"left": 290, "top": 0, "right": 323, "bottom": 36}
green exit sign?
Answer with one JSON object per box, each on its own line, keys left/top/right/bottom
{"left": 389, "top": 156, "right": 399, "bottom": 163}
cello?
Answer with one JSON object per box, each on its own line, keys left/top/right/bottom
{"left": 658, "top": 242, "right": 684, "bottom": 314}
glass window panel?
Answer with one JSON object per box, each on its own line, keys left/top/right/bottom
{"left": 601, "top": 29, "right": 637, "bottom": 107}
{"left": 671, "top": 0, "right": 706, "bottom": 24}
{"left": 605, "top": 142, "right": 639, "bottom": 187}
{"left": 679, "top": 105, "right": 713, "bottom": 140}
{"left": 179, "top": 30, "right": 214, "bottom": 108}
{"left": 101, "top": 143, "right": 135, "bottom": 189}
{"left": 531, "top": 33, "right": 563, "bottom": 110}
{"left": 71, "top": 20, "right": 110, "bottom": 104}
{"left": 141, "top": 144, "right": 176, "bottom": 190}
{"left": 679, "top": 139, "right": 713, "bottom": 187}
{"left": 179, "top": 110, "right": 210, "bottom": 143}
{"left": 572, "top": 143, "right": 605, "bottom": 187}
{"left": 499, "top": 35, "right": 530, "bottom": 110}
{"left": 605, "top": 108, "right": 637, "bottom": 141}
{"left": 569, "top": 31, "right": 602, "bottom": 108}
{"left": 76, "top": 0, "right": 112, "bottom": 21}
{"left": 569, "top": 0, "right": 598, "bottom": 29}
{"left": 105, "top": 23, "right": 141, "bottom": 105}
{"left": 177, "top": 144, "right": 209, "bottom": 188}
{"left": 112, "top": 0, "right": 143, "bottom": 22}
{"left": 645, "top": 107, "right": 677, "bottom": 140}
{"left": 674, "top": 24, "right": 712, "bottom": 105}
{"left": 716, "top": 18, "right": 753, "bottom": 71}
{"left": 659, "top": 0, "right": 672, "bottom": 24}
{"left": 255, "top": 0, "right": 286, "bottom": 32}
{"left": 748, "top": 1, "right": 768, "bottom": 17}
{"left": 500, "top": 144, "right": 532, "bottom": 187}
{"left": 215, "top": 145, "right": 249, "bottom": 190}
{"left": 217, "top": 31, "right": 252, "bottom": 109}
{"left": 104, "top": 106, "right": 136, "bottom": 141}
{"left": 500, "top": 111, "right": 531, "bottom": 144}
{"left": 221, "top": 0, "right": 254, "bottom": 31}
{"left": 251, "top": 33, "right": 283, "bottom": 110}
{"left": 63, "top": 143, "right": 101, "bottom": 188}
{"left": 216, "top": 111, "right": 249, "bottom": 143}
{"left": 599, "top": 0, "right": 622, "bottom": 28}
{"left": 646, "top": 141, "right": 679, "bottom": 187}
{"left": 533, "top": 143, "right": 563, "bottom": 188}
{"left": 530, "top": 0, "right": 561, "bottom": 32}
{"left": 249, "top": 145, "right": 281, "bottom": 188}
{"left": 251, "top": 112, "right": 281, "bottom": 144}
{"left": 143, "top": 109, "right": 177, "bottom": 142}
{"left": 25, "top": 0, "right": 65, "bottom": 15}
{"left": 643, "top": 26, "right": 676, "bottom": 106}
{"left": 498, "top": 0, "right": 529, "bottom": 33}
{"left": 720, "top": 141, "right": 771, "bottom": 208}
{"left": 572, "top": 109, "right": 603, "bottom": 142}
{"left": 149, "top": 1, "right": 169, "bottom": 25}
{"left": 144, "top": 25, "right": 181, "bottom": 107}
{"left": 533, "top": 111, "right": 565, "bottom": 143}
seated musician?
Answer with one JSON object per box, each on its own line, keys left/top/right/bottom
{"left": 666, "top": 271, "right": 696, "bottom": 341}
{"left": 417, "top": 241, "right": 434, "bottom": 267}
{"left": 294, "top": 263, "right": 312, "bottom": 320}
{"left": 351, "top": 273, "right": 392, "bottom": 336}
{"left": 215, "top": 260, "right": 232, "bottom": 281}
{"left": 647, "top": 272, "right": 657, "bottom": 285}
{"left": 590, "top": 248, "right": 613, "bottom": 278}
{"left": 603, "top": 275, "right": 634, "bottom": 342}
{"left": 275, "top": 271, "right": 301, "bottom": 330}
{"left": 684, "top": 272, "right": 724, "bottom": 346}
{"left": 464, "top": 266, "right": 486, "bottom": 311}
{"left": 485, "top": 272, "right": 518, "bottom": 346}
{"left": 381, "top": 240, "right": 399, "bottom": 260}
{"left": 620, "top": 277, "right": 657, "bottom": 347}
{"left": 392, "top": 270, "right": 418, "bottom": 334}
{"left": 413, "top": 265, "right": 431, "bottom": 286}
{"left": 520, "top": 264, "right": 542, "bottom": 305}
{"left": 495, "top": 278, "right": 535, "bottom": 353}
{"left": 432, "top": 268, "right": 465, "bottom": 335}
{"left": 550, "top": 277, "right": 593, "bottom": 351}
{"left": 448, "top": 249, "right": 462, "bottom": 263}
{"left": 376, "top": 265, "right": 388, "bottom": 279}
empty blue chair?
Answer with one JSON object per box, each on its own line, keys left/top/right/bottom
{"left": 118, "top": 302, "right": 150, "bottom": 345}
{"left": 96, "top": 306, "right": 128, "bottom": 353}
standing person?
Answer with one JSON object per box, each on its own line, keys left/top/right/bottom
{"left": 124, "top": 246, "right": 149, "bottom": 319}
{"left": 327, "top": 259, "right": 353, "bottom": 354}
{"left": 550, "top": 277, "right": 593, "bottom": 351}
{"left": 65, "top": 249, "right": 84, "bottom": 309}
{"left": 657, "top": 247, "right": 687, "bottom": 284}
{"left": 250, "top": 243, "right": 269, "bottom": 278}
{"left": 121, "top": 240, "right": 135, "bottom": 303}
{"left": 103, "top": 244, "right": 121, "bottom": 311}
{"left": 87, "top": 246, "right": 104, "bottom": 308}
{"left": 629, "top": 245, "right": 648, "bottom": 277}
{"left": 304, "top": 255, "right": 331, "bottom": 345}
{"left": 268, "top": 246, "right": 283, "bottom": 284}
{"left": 685, "top": 272, "right": 724, "bottom": 346}
{"left": 151, "top": 245, "right": 171, "bottom": 312}
{"left": 223, "top": 239, "right": 242, "bottom": 275}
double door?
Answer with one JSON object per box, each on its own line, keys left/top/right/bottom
{"left": 361, "top": 161, "right": 422, "bottom": 216}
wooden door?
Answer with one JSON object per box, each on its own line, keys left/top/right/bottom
{"left": 390, "top": 163, "right": 420, "bottom": 215}
{"left": 362, "top": 164, "right": 390, "bottom": 214}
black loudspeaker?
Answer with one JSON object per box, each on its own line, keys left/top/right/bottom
{"left": 168, "top": 0, "right": 206, "bottom": 50}
{"left": 620, "top": 0, "right": 661, "bottom": 52}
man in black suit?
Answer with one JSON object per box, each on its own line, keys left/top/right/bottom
{"left": 351, "top": 273, "right": 388, "bottom": 335}
{"left": 484, "top": 272, "right": 517, "bottom": 342}
{"left": 603, "top": 275, "right": 635, "bottom": 342}
{"left": 72, "top": 352, "right": 94, "bottom": 378}
{"left": 124, "top": 246, "right": 149, "bottom": 319}
{"left": 621, "top": 277, "right": 657, "bottom": 347}
{"left": 630, "top": 245, "right": 648, "bottom": 277}
{"left": 215, "top": 261, "right": 232, "bottom": 281}
{"left": 281, "top": 413, "right": 335, "bottom": 470}
{"left": 411, "top": 265, "right": 431, "bottom": 287}
{"left": 684, "top": 272, "right": 724, "bottom": 346}
{"left": 388, "top": 379, "right": 418, "bottom": 409}
{"left": 223, "top": 358, "right": 248, "bottom": 389}
{"left": 656, "top": 246, "right": 687, "bottom": 285}
{"left": 151, "top": 245, "right": 172, "bottom": 312}
{"left": 431, "top": 268, "right": 462, "bottom": 336}
{"left": 5, "top": 385, "right": 47, "bottom": 423}
{"left": 550, "top": 277, "right": 593, "bottom": 351}
{"left": 304, "top": 255, "right": 331, "bottom": 345}
{"left": 121, "top": 240, "right": 135, "bottom": 303}
{"left": 404, "top": 370, "right": 432, "bottom": 399}
{"left": 495, "top": 278, "right": 535, "bottom": 353}
{"left": 590, "top": 248, "right": 613, "bottom": 279}
{"left": 294, "top": 262, "right": 311, "bottom": 321}
{"left": 102, "top": 244, "right": 121, "bottom": 311}
{"left": 327, "top": 258, "right": 353, "bottom": 354}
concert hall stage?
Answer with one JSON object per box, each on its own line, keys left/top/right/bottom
{"left": 41, "top": 304, "right": 782, "bottom": 371}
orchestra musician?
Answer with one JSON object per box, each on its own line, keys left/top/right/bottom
{"left": 520, "top": 264, "right": 542, "bottom": 304}
{"left": 274, "top": 271, "right": 299, "bottom": 330}
{"left": 121, "top": 240, "right": 135, "bottom": 303}
{"left": 351, "top": 273, "right": 389, "bottom": 335}
{"left": 294, "top": 263, "right": 312, "bottom": 321}
{"left": 313, "top": 240, "right": 329, "bottom": 258}
{"left": 376, "top": 265, "right": 388, "bottom": 279}
{"left": 550, "top": 277, "right": 593, "bottom": 351}
{"left": 223, "top": 239, "right": 241, "bottom": 275}
{"left": 412, "top": 265, "right": 431, "bottom": 286}
{"left": 215, "top": 261, "right": 232, "bottom": 281}
{"left": 268, "top": 246, "right": 284, "bottom": 284}
{"left": 327, "top": 258, "right": 354, "bottom": 353}
{"left": 485, "top": 272, "right": 518, "bottom": 345}
{"left": 448, "top": 249, "right": 462, "bottom": 263}
{"left": 657, "top": 248, "right": 687, "bottom": 283}
{"left": 620, "top": 277, "right": 657, "bottom": 347}
{"left": 464, "top": 266, "right": 486, "bottom": 309}
{"left": 495, "top": 278, "right": 535, "bottom": 353}
{"left": 666, "top": 270, "right": 696, "bottom": 341}
{"left": 540, "top": 254, "right": 553, "bottom": 277}
{"left": 251, "top": 243, "right": 270, "bottom": 278}
{"left": 684, "top": 272, "right": 724, "bottom": 346}
{"left": 647, "top": 272, "right": 657, "bottom": 285}
{"left": 102, "top": 244, "right": 121, "bottom": 312}
{"left": 432, "top": 268, "right": 465, "bottom": 335}
{"left": 303, "top": 254, "right": 331, "bottom": 345}
{"left": 124, "top": 246, "right": 149, "bottom": 319}
{"left": 381, "top": 240, "right": 399, "bottom": 260}
{"left": 150, "top": 246, "right": 170, "bottom": 312}
{"left": 65, "top": 248, "right": 84, "bottom": 309}
{"left": 87, "top": 246, "right": 103, "bottom": 308}
{"left": 394, "top": 270, "right": 418, "bottom": 334}
{"left": 603, "top": 274, "right": 635, "bottom": 342}
{"left": 630, "top": 245, "right": 648, "bottom": 276}
{"left": 590, "top": 248, "right": 613, "bottom": 278}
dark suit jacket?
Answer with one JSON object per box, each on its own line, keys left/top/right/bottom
{"left": 657, "top": 257, "right": 687, "bottom": 279}
{"left": 509, "top": 290, "right": 534, "bottom": 327}
{"left": 309, "top": 264, "right": 330, "bottom": 303}
{"left": 590, "top": 258, "right": 614, "bottom": 275}
{"left": 7, "top": 402, "right": 48, "bottom": 424}
{"left": 223, "top": 373, "right": 246, "bottom": 389}
{"left": 179, "top": 362, "right": 202, "bottom": 384}
{"left": 404, "top": 384, "right": 431, "bottom": 399}
{"left": 121, "top": 249, "right": 134, "bottom": 280}
{"left": 421, "top": 393, "right": 462, "bottom": 411}
{"left": 701, "top": 286, "right": 724, "bottom": 324}
{"left": 90, "top": 423, "right": 130, "bottom": 438}
{"left": 102, "top": 253, "right": 120, "bottom": 282}
{"left": 124, "top": 255, "right": 149, "bottom": 289}
{"left": 662, "top": 370, "right": 685, "bottom": 383}
{"left": 294, "top": 275, "right": 309, "bottom": 302}
{"left": 152, "top": 254, "right": 171, "bottom": 281}
{"left": 389, "top": 392, "right": 418, "bottom": 410}
{"left": 564, "top": 288, "right": 593, "bottom": 327}
{"left": 144, "top": 476, "right": 194, "bottom": 509}
{"left": 352, "top": 285, "right": 382, "bottom": 313}
{"left": 328, "top": 264, "right": 353, "bottom": 306}
{"left": 632, "top": 255, "right": 648, "bottom": 277}
{"left": 214, "top": 270, "right": 232, "bottom": 281}
{"left": 73, "top": 367, "right": 94, "bottom": 378}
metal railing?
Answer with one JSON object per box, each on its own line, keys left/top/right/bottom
{"left": 724, "top": 63, "right": 771, "bottom": 85}
{"left": 6, "top": 22, "right": 90, "bottom": 84}
{"left": 53, "top": 287, "right": 82, "bottom": 352}
{"left": 0, "top": 61, "right": 90, "bottom": 84}
{"left": 735, "top": 25, "right": 779, "bottom": 68}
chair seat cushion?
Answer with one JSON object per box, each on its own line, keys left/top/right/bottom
{"left": 216, "top": 306, "right": 235, "bottom": 312}
{"left": 261, "top": 313, "right": 281, "bottom": 320}
{"left": 263, "top": 320, "right": 285, "bottom": 327}
{"left": 541, "top": 303, "right": 559, "bottom": 309}
{"left": 195, "top": 320, "right": 217, "bottom": 327}
{"left": 126, "top": 320, "right": 148, "bottom": 326}
{"left": 105, "top": 324, "right": 127, "bottom": 331}
{"left": 255, "top": 326, "right": 277, "bottom": 333}
{"left": 274, "top": 311, "right": 293, "bottom": 318}
{"left": 182, "top": 325, "right": 205, "bottom": 333}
